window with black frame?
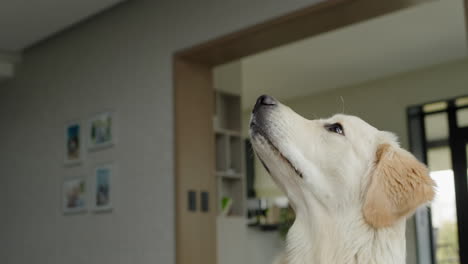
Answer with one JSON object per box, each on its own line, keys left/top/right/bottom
{"left": 408, "top": 96, "right": 468, "bottom": 264}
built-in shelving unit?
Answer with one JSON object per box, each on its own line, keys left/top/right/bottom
{"left": 213, "top": 90, "right": 245, "bottom": 217}
{"left": 213, "top": 61, "right": 248, "bottom": 264}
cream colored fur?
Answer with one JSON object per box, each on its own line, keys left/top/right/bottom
{"left": 250, "top": 96, "right": 435, "bottom": 264}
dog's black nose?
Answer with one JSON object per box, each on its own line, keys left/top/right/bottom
{"left": 253, "top": 95, "right": 277, "bottom": 113}
{"left": 257, "top": 95, "right": 276, "bottom": 106}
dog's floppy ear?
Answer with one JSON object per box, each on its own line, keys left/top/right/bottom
{"left": 363, "top": 143, "right": 435, "bottom": 228}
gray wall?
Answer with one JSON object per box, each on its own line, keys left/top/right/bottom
{"left": 0, "top": 1, "right": 325, "bottom": 264}
{"left": 285, "top": 59, "right": 468, "bottom": 148}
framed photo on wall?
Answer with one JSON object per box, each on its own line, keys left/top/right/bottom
{"left": 87, "top": 111, "right": 116, "bottom": 151}
{"left": 64, "top": 120, "right": 83, "bottom": 165}
{"left": 62, "top": 176, "right": 87, "bottom": 214}
{"left": 92, "top": 163, "right": 114, "bottom": 212}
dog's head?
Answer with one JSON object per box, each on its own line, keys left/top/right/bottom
{"left": 250, "top": 95, "right": 435, "bottom": 228}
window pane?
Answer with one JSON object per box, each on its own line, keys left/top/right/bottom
{"left": 428, "top": 147, "right": 452, "bottom": 172}
{"left": 427, "top": 147, "right": 459, "bottom": 264}
{"left": 425, "top": 113, "right": 449, "bottom": 141}
{"left": 455, "top": 96, "right": 468, "bottom": 107}
{"left": 456, "top": 108, "right": 468, "bottom": 127}
{"left": 424, "top": 101, "right": 447, "bottom": 113}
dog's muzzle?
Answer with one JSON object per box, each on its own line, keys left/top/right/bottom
{"left": 250, "top": 94, "right": 277, "bottom": 131}
{"left": 250, "top": 95, "right": 304, "bottom": 179}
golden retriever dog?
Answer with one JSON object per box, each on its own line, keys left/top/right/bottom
{"left": 249, "top": 95, "right": 435, "bottom": 264}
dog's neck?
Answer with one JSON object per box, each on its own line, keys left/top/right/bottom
{"left": 283, "top": 209, "right": 407, "bottom": 264}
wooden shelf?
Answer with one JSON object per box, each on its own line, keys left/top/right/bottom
{"left": 213, "top": 91, "right": 241, "bottom": 131}
{"left": 218, "top": 179, "right": 244, "bottom": 216}
{"left": 214, "top": 128, "right": 241, "bottom": 137}
{"left": 247, "top": 223, "right": 279, "bottom": 231}
{"left": 213, "top": 90, "right": 245, "bottom": 217}
{"left": 216, "top": 171, "right": 243, "bottom": 180}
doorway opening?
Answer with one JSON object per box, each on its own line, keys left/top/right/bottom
{"left": 174, "top": 1, "right": 466, "bottom": 264}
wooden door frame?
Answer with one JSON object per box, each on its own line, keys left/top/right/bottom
{"left": 173, "top": 0, "right": 434, "bottom": 263}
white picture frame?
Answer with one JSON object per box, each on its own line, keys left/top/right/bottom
{"left": 64, "top": 120, "right": 83, "bottom": 166}
{"left": 87, "top": 111, "right": 116, "bottom": 151}
{"left": 92, "top": 163, "right": 114, "bottom": 212}
{"left": 62, "top": 176, "right": 87, "bottom": 214}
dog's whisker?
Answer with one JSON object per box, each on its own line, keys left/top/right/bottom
{"left": 340, "top": 96, "right": 345, "bottom": 114}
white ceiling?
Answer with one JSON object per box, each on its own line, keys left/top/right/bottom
{"left": 0, "top": 0, "right": 125, "bottom": 51}
{"left": 242, "top": 0, "right": 467, "bottom": 109}
{"left": 0, "top": 0, "right": 124, "bottom": 82}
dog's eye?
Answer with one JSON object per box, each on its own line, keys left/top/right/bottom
{"left": 325, "top": 123, "right": 344, "bottom": 135}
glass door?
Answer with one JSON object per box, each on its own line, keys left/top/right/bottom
{"left": 424, "top": 109, "right": 460, "bottom": 264}
{"left": 408, "top": 96, "right": 468, "bottom": 264}
{"left": 447, "top": 99, "right": 468, "bottom": 264}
